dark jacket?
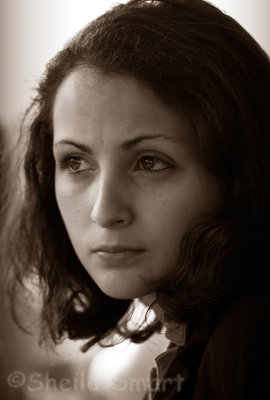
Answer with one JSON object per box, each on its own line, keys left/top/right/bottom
{"left": 147, "top": 289, "right": 270, "bottom": 399}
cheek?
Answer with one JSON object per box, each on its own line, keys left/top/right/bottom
{"left": 140, "top": 193, "right": 189, "bottom": 253}
{"left": 55, "top": 183, "right": 88, "bottom": 237}
{"left": 144, "top": 179, "right": 220, "bottom": 247}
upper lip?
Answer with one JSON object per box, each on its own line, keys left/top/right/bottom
{"left": 92, "top": 245, "right": 145, "bottom": 253}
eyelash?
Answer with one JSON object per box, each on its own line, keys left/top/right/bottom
{"left": 57, "top": 154, "right": 172, "bottom": 175}
{"left": 58, "top": 156, "right": 92, "bottom": 174}
{"left": 134, "top": 155, "right": 171, "bottom": 173}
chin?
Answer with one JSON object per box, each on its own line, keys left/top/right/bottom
{"left": 98, "top": 283, "right": 154, "bottom": 300}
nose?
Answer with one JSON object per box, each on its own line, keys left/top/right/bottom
{"left": 90, "top": 173, "right": 134, "bottom": 228}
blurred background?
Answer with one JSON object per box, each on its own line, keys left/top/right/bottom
{"left": 0, "top": 0, "right": 270, "bottom": 126}
{"left": 0, "top": 1, "right": 269, "bottom": 399}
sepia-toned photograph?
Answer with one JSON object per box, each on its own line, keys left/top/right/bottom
{"left": 1, "top": 1, "right": 270, "bottom": 399}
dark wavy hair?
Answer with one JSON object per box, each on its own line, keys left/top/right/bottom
{"left": 11, "top": 0, "right": 270, "bottom": 351}
{"left": 0, "top": 122, "right": 16, "bottom": 296}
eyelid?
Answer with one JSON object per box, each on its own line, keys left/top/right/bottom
{"left": 58, "top": 147, "right": 92, "bottom": 160}
{"left": 134, "top": 150, "right": 175, "bottom": 166}
{"left": 56, "top": 153, "right": 96, "bottom": 173}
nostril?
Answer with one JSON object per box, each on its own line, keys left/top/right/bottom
{"left": 90, "top": 188, "right": 134, "bottom": 227}
{"left": 116, "top": 219, "right": 125, "bottom": 224}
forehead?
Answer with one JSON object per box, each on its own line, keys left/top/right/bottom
{"left": 53, "top": 67, "right": 173, "bottom": 118}
{"left": 52, "top": 67, "right": 193, "bottom": 145}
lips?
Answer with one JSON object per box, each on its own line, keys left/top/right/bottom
{"left": 92, "top": 245, "right": 145, "bottom": 253}
{"left": 92, "top": 245, "right": 146, "bottom": 261}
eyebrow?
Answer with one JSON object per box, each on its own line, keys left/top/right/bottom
{"left": 120, "top": 135, "right": 177, "bottom": 150}
{"left": 53, "top": 140, "right": 92, "bottom": 153}
{"left": 53, "top": 135, "right": 180, "bottom": 153}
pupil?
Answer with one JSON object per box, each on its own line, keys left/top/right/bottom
{"left": 69, "top": 158, "right": 81, "bottom": 171}
{"left": 142, "top": 157, "right": 155, "bottom": 169}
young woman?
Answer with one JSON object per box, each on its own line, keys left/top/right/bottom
{"left": 11, "top": 0, "right": 270, "bottom": 398}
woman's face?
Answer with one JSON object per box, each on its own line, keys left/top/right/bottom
{"left": 53, "top": 68, "right": 222, "bottom": 299}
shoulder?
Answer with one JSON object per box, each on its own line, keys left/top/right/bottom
{"left": 194, "top": 288, "right": 270, "bottom": 399}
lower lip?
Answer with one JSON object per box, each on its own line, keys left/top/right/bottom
{"left": 94, "top": 250, "right": 145, "bottom": 262}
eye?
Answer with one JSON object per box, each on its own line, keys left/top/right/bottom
{"left": 135, "top": 155, "right": 171, "bottom": 172}
{"left": 58, "top": 156, "right": 93, "bottom": 174}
